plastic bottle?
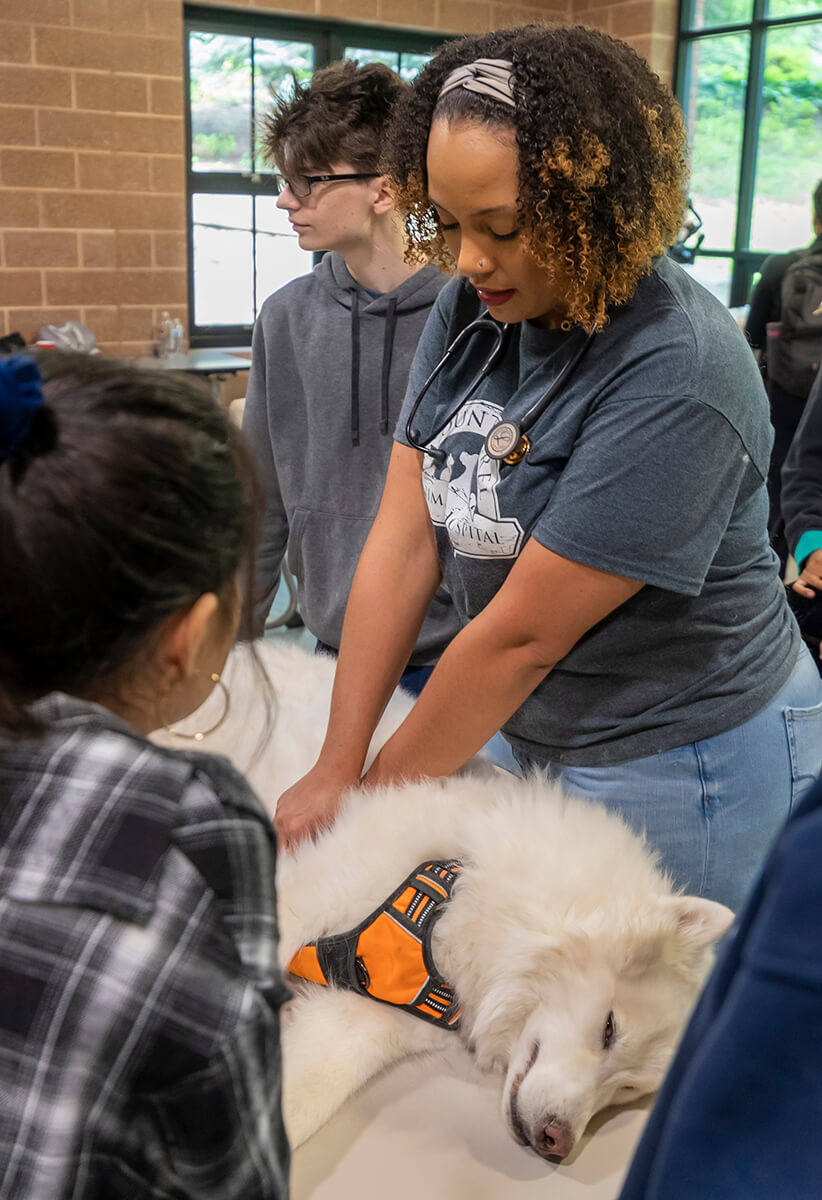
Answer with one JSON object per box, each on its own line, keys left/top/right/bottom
{"left": 157, "top": 311, "right": 173, "bottom": 358}
{"left": 170, "top": 317, "right": 185, "bottom": 356}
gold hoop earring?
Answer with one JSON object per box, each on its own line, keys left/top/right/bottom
{"left": 164, "top": 673, "right": 230, "bottom": 742}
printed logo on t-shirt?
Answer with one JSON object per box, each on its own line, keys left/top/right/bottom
{"left": 422, "top": 397, "right": 525, "bottom": 558}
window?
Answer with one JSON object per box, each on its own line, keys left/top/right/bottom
{"left": 676, "top": 0, "right": 822, "bottom": 307}
{"left": 184, "top": 6, "right": 441, "bottom": 347}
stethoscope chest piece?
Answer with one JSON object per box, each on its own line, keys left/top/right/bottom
{"left": 482, "top": 326, "right": 596, "bottom": 467}
{"left": 486, "top": 420, "right": 531, "bottom": 465}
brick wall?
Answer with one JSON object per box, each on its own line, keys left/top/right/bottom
{"left": 1, "top": 0, "right": 188, "bottom": 355}
{"left": 571, "top": 0, "right": 678, "bottom": 83}
{"left": 1, "top": 0, "right": 674, "bottom": 356}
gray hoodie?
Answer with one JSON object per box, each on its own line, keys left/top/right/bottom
{"left": 243, "top": 251, "right": 460, "bottom": 661}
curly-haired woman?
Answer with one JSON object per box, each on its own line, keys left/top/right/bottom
{"left": 276, "top": 25, "right": 822, "bottom": 913}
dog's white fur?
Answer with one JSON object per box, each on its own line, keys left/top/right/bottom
{"left": 154, "top": 641, "right": 733, "bottom": 1161}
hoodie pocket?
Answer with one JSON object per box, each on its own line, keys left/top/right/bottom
{"left": 285, "top": 507, "right": 376, "bottom": 645}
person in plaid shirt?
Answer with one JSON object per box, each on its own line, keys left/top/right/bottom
{"left": 0, "top": 353, "right": 289, "bottom": 1198}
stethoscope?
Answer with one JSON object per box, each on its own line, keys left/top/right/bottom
{"left": 405, "top": 314, "right": 597, "bottom": 467}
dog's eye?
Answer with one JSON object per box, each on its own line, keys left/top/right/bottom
{"left": 602, "top": 1010, "right": 616, "bottom": 1049}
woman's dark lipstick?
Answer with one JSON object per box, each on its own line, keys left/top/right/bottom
{"left": 475, "top": 286, "right": 516, "bottom": 308}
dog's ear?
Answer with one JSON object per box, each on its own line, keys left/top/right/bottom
{"left": 663, "top": 895, "right": 734, "bottom": 952}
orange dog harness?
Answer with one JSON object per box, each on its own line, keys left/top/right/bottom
{"left": 289, "top": 860, "right": 463, "bottom": 1030}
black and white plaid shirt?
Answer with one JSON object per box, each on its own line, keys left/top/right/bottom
{"left": 0, "top": 694, "right": 289, "bottom": 1199}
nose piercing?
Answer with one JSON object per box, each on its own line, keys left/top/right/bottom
{"left": 478, "top": 259, "right": 485, "bottom": 268}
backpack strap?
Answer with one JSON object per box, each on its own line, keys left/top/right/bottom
{"left": 768, "top": 251, "right": 822, "bottom": 396}
{"left": 780, "top": 251, "right": 822, "bottom": 340}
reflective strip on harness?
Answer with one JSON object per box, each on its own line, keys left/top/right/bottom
{"left": 288, "top": 860, "right": 463, "bottom": 1030}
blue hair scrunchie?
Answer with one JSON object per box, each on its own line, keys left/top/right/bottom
{"left": 0, "top": 355, "right": 45, "bottom": 465}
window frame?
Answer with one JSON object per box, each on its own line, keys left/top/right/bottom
{"left": 184, "top": 5, "right": 443, "bottom": 348}
{"left": 674, "top": 0, "right": 822, "bottom": 307}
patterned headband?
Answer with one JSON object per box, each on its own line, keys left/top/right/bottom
{"left": 437, "top": 58, "right": 515, "bottom": 109}
{"left": 0, "top": 355, "right": 45, "bottom": 464}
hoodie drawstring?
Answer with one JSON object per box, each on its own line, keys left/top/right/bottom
{"left": 349, "top": 288, "right": 400, "bottom": 445}
{"left": 380, "top": 297, "right": 398, "bottom": 435}
{"left": 350, "top": 289, "right": 361, "bottom": 447}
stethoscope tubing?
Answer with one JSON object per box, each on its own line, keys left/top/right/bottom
{"left": 406, "top": 311, "right": 596, "bottom": 467}
{"left": 405, "top": 315, "right": 510, "bottom": 454}
{"left": 517, "top": 327, "right": 595, "bottom": 432}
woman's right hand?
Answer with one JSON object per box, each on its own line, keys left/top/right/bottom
{"left": 274, "top": 762, "right": 359, "bottom": 854}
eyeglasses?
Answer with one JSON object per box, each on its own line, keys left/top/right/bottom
{"left": 272, "top": 172, "right": 379, "bottom": 198}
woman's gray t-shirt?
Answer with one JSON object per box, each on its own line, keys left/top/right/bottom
{"left": 395, "top": 256, "right": 799, "bottom": 766}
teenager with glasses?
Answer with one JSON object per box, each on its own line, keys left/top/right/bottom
{"left": 275, "top": 26, "right": 822, "bottom": 917}
{"left": 243, "top": 60, "right": 459, "bottom": 696}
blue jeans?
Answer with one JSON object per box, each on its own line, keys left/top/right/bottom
{"left": 511, "top": 648, "right": 822, "bottom": 912}
{"left": 477, "top": 730, "right": 522, "bottom": 775}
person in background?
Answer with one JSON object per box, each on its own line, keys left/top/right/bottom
{"left": 745, "top": 179, "right": 822, "bottom": 570}
{"left": 275, "top": 26, "right": 822, "bottom": 917}
{"left": 0, "top": 354, "right": 288, "bottom": 1199}
{"left": 617, "top": 767, "right": 822, "bottom": 1200}
{"left": 780, "top": 363, "right": 822, "bottom": 664}
{"left": 243, "top": 59, "right": 459, "bottom": 697}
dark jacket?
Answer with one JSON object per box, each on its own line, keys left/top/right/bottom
{"left": 782, "top": 363, "right": 822, "bottom": 564}
{"left": 618, "top": 770, "right": 822, "bottom": 1200}
{"left": 745, "top": 233, "right": 822, "bottom": 352}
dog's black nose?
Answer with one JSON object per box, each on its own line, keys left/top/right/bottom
{"left": 536, "top": 1118, "right": 574, "bottom": 1160}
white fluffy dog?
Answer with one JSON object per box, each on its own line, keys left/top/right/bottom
{"left": 154, "top": 641, "right": 733, "bottom": 1161}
